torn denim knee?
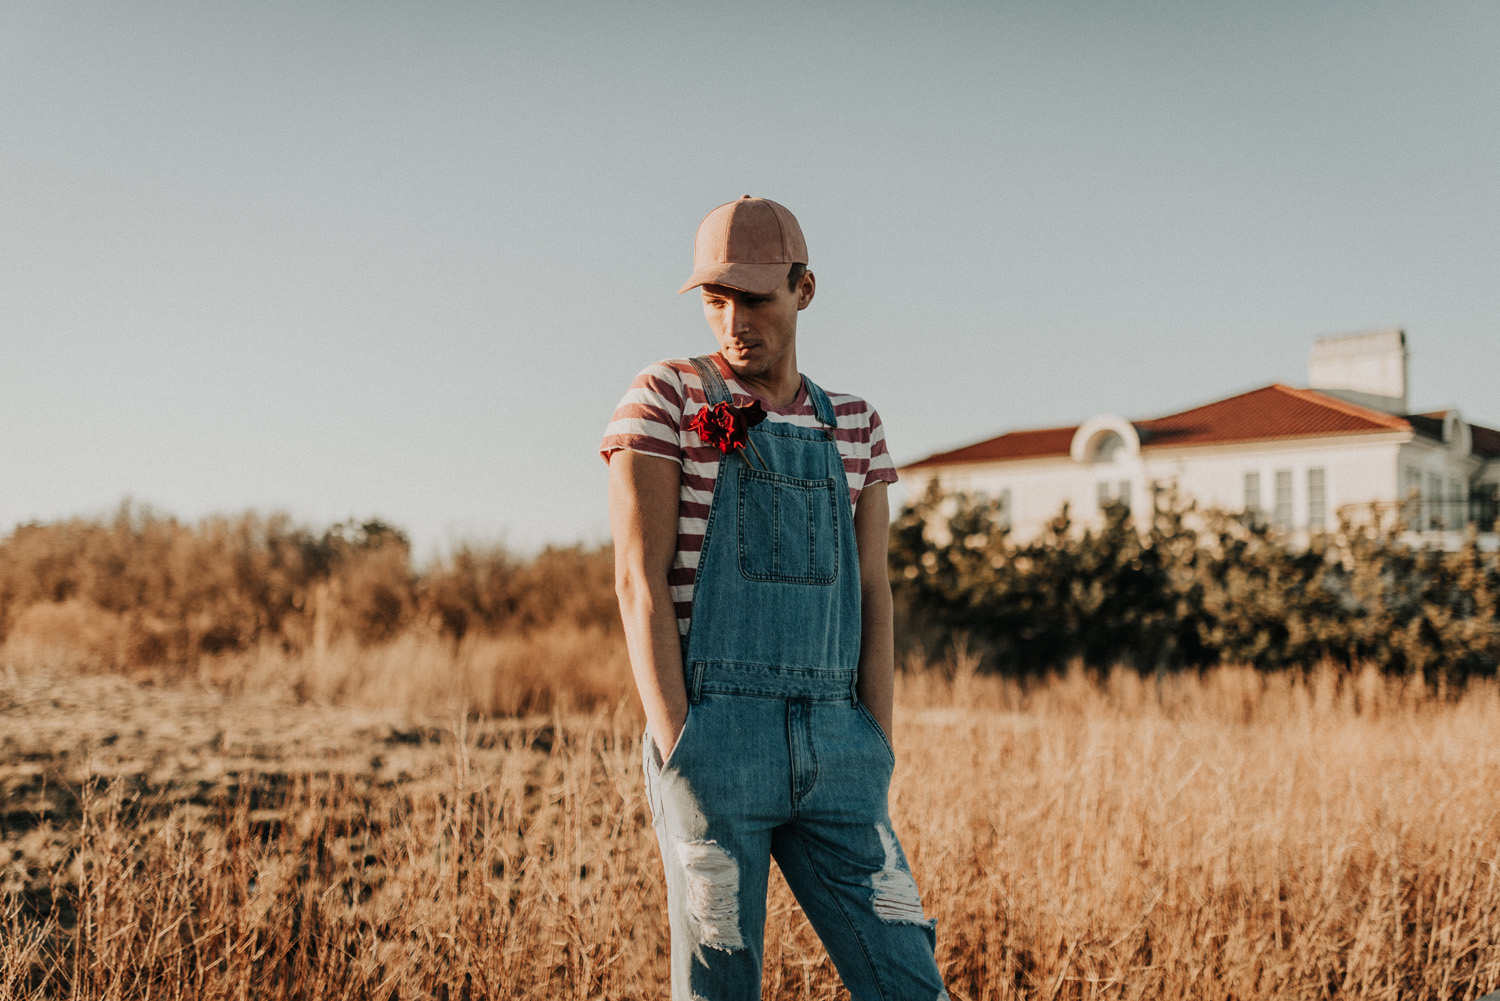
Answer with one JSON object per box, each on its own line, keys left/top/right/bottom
{"left": 673, "top": 839, "right": 744, "bottom": 952}
{"left": 871, "top": 824, "right": 931, "bottom": 926}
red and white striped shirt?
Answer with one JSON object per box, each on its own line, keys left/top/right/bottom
{"left": 601, "top": 354, "right": 898, "bottom": 638}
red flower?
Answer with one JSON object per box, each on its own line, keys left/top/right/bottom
{"left": 689, "top": 400, "right": 768, "bottom": 466}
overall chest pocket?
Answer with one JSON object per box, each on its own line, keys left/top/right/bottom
{"left": 736, "top": 466, "right": 840, "bottom": 584}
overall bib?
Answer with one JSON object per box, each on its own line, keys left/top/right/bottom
{"left": 643, "top": 357, "right": 947, "bottom": 1001}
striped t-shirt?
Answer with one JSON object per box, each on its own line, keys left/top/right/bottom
{"left": 600, "top": 354, "right": 898, "bottom": 638}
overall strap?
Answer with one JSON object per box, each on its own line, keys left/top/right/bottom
{"left": 801, "top": 375, "right": 839, "bottom": 429}
{"left": 688, "top": 355, "right": 732, "bottom": 407}
{"left": 692, "top": 354, "right": 838, "bottom": 429}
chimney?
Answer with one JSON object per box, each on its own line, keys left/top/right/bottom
{"left": 1307, "top": 329, "right": 1409, "bottom": 415}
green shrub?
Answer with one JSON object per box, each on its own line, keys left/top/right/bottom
{"left": 890, "top": 482, "right": 1500, "bottom": 683}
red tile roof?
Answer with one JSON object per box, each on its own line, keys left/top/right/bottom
{"left": 904, "top": 425, "right": 1079, "bottom": 468}
{"left": 1135, "top": 384, "right": 1410, "bottom": 448}
{"left": 904, "top": 384, "right": 1422, "bottom": 470}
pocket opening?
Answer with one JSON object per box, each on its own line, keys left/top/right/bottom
{"left": 854, "top": 701, "right": 896, "bottom": 766}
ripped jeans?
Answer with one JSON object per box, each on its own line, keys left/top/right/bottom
{"left": 643, "top": 664, "right": 948, "bottom": 1001}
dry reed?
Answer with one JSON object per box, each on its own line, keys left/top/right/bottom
{"left": 3, "top": 645, "right": 1500, "bottom": 999}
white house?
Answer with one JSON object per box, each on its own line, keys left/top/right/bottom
{"left": 902, "top": 330, "right": 1500, "bottom": 549}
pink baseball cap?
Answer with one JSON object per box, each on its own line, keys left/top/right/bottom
{"left": 678, "top": 196, "right": 808, "bottom": 295}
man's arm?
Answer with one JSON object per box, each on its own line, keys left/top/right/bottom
{"left": 608, "top": 449, "right": 691, "bottom": 756}
{"left": 853, "top": 481, "right": 896, "bottom": 744}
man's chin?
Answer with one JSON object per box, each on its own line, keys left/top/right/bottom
{"left": 722, "top": 356, "right": 767, "bottom": 378}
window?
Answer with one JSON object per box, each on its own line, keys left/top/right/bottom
{"left": 1273, "top": 470, "right": 1293, "bottom": 531}
{"left": 1244, "top": 471, "right": 1261, "bottom": 514}
{"left": 1307, "top": 468, "right": 1326, "bottom": 530}
{"left": 1449, "top": 478, "right": 1465, "bottom": 526}
{"left": 1428, "top": 473, "right": 1443, "bottom": 528}
{"left": 996, "top": 488, "right": 1013, "bottom": 532}
{"left": 1097, "top": 481, "right": 1112, "bottom": 511}
{"left": 1476, "top": 485, "right": 1500, "bottom": 529}
{"left": 1117, "top": 480, "right": 1131, "bottom": 512}
{"left": 1402, "top": 466, "right": 1423, "bottom": 527}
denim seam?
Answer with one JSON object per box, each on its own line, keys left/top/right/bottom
{"left": 788, "top": 702, "right": 819, "bottom": 812}
{"left": 772, "top": 476, "right": 782, "bottom": 577}
{"left": 785, "top": 706, "right": 803, "bottom": 823}
{"left": 805, "top": 483, "right": 817, "bottom": 578}
{"left": 687, "top": 657, "right": 858, "bottom": 674}
{"left": 747, "top": 423, "right": 833, "bottom": 443}
{"left": 786, "top": 825, "right": 890, "bottom": 1001}
{"left": 854, "top": 701, "right": 897, "bottom": 767}
{"left": 658, "top": 697, "right": 707, "bottom": 773}
{"left": 698, "top": 689, "right": 847, "bottom": 703}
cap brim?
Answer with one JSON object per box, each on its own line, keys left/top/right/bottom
{"left": 677, "top": 261, "right": 794, "bottom": 296}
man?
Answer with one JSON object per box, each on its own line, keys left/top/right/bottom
{"left": 601, "top": 196, "right": 947, "bottom": 1000}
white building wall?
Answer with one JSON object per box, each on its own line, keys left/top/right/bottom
{"left": 1141, "top": 437, "right": 1405, "bottom": 538}
{"left": 904, "top": 433, "right": 1413, "bottom": 542}
{"left": 904, "top": 458, "right": 1082, "bottom": 540}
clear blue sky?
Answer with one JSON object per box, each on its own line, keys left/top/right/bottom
{"left": 4, "top": 1, "right": 1497, "bottom": 561}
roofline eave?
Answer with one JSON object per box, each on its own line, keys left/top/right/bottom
{"left": 901, "top": 427, "right": 1416, "bottom": 473}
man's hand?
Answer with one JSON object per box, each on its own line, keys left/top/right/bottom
{"left": 608, "top": 449, "right": 691, "bottom": 757}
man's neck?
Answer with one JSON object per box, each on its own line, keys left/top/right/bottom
{"left": 722, "top": 354, "right": 801, "bottom": 410}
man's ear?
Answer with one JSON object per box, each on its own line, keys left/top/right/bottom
{"left": 796, "top": 270, "right": 816, "bottom": 311}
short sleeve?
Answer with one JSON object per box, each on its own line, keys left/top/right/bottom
{"left": 600, "top": 362, "right": 688, "bottom": 465}
{"left": 864, "top": 406, "right": 899, "bottom": 489}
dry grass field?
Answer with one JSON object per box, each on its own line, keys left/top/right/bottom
{"left": 3, "top": 636, "right": 1500, "bottom": 1000}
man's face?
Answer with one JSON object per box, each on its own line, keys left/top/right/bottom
{"left": 700, "top": 273, "right": 814, "bottom": 380}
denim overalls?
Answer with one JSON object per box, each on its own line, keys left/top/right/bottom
{"left": 643, "top": 356, "right": 948, "bottom": 1001}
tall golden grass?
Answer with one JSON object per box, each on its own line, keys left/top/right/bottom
{"left": 0, "top": 507, "right": 620, "bottom": 676}
{"left": 2, "top": 609, "right": 632, "bottom": 718}
{"left": 4, "top": 638, "right": 1499, "bottom": 1000}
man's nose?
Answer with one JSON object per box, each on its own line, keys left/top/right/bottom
{"left": 725, "top": 301, "right": 750, "bottom": 332}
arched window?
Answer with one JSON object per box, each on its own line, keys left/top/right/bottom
{"left": 1092, "top": 431, "right": 1124, "bottom": 464}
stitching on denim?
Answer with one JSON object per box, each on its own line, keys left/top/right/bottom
{"left": 786, "top": 702, "right": 805, "bottom": 822}
{"left": 690, "top": 656, "right": 859, "bottom": 675}
{"left": 786, "top": 826, "right": 891, "bottom": 1000}
{"left": 737, "top": 467, "right": 838, "bottom": 585}
{"left": 771, "top": 473, "right": 782, "bottom": 577}
{"left": 786, "top": 701, "right": 819, "bottom": 811}
{"left": 854, "top": 702, "right": 896, "bottom": 767}
{"left": 689, "top": 354, "right": 731, "bottom": 407}
{"left": 803, "top": 704, "right": 819, "bottom": 802}
{"left": 805, "top": 479, "right": 817, "bottom": 577}
{"left": 695, "top": 689, "right": 846, "bottom": 701}
{"left": 747, "top": 421, "right": 830, "bottom": 442}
